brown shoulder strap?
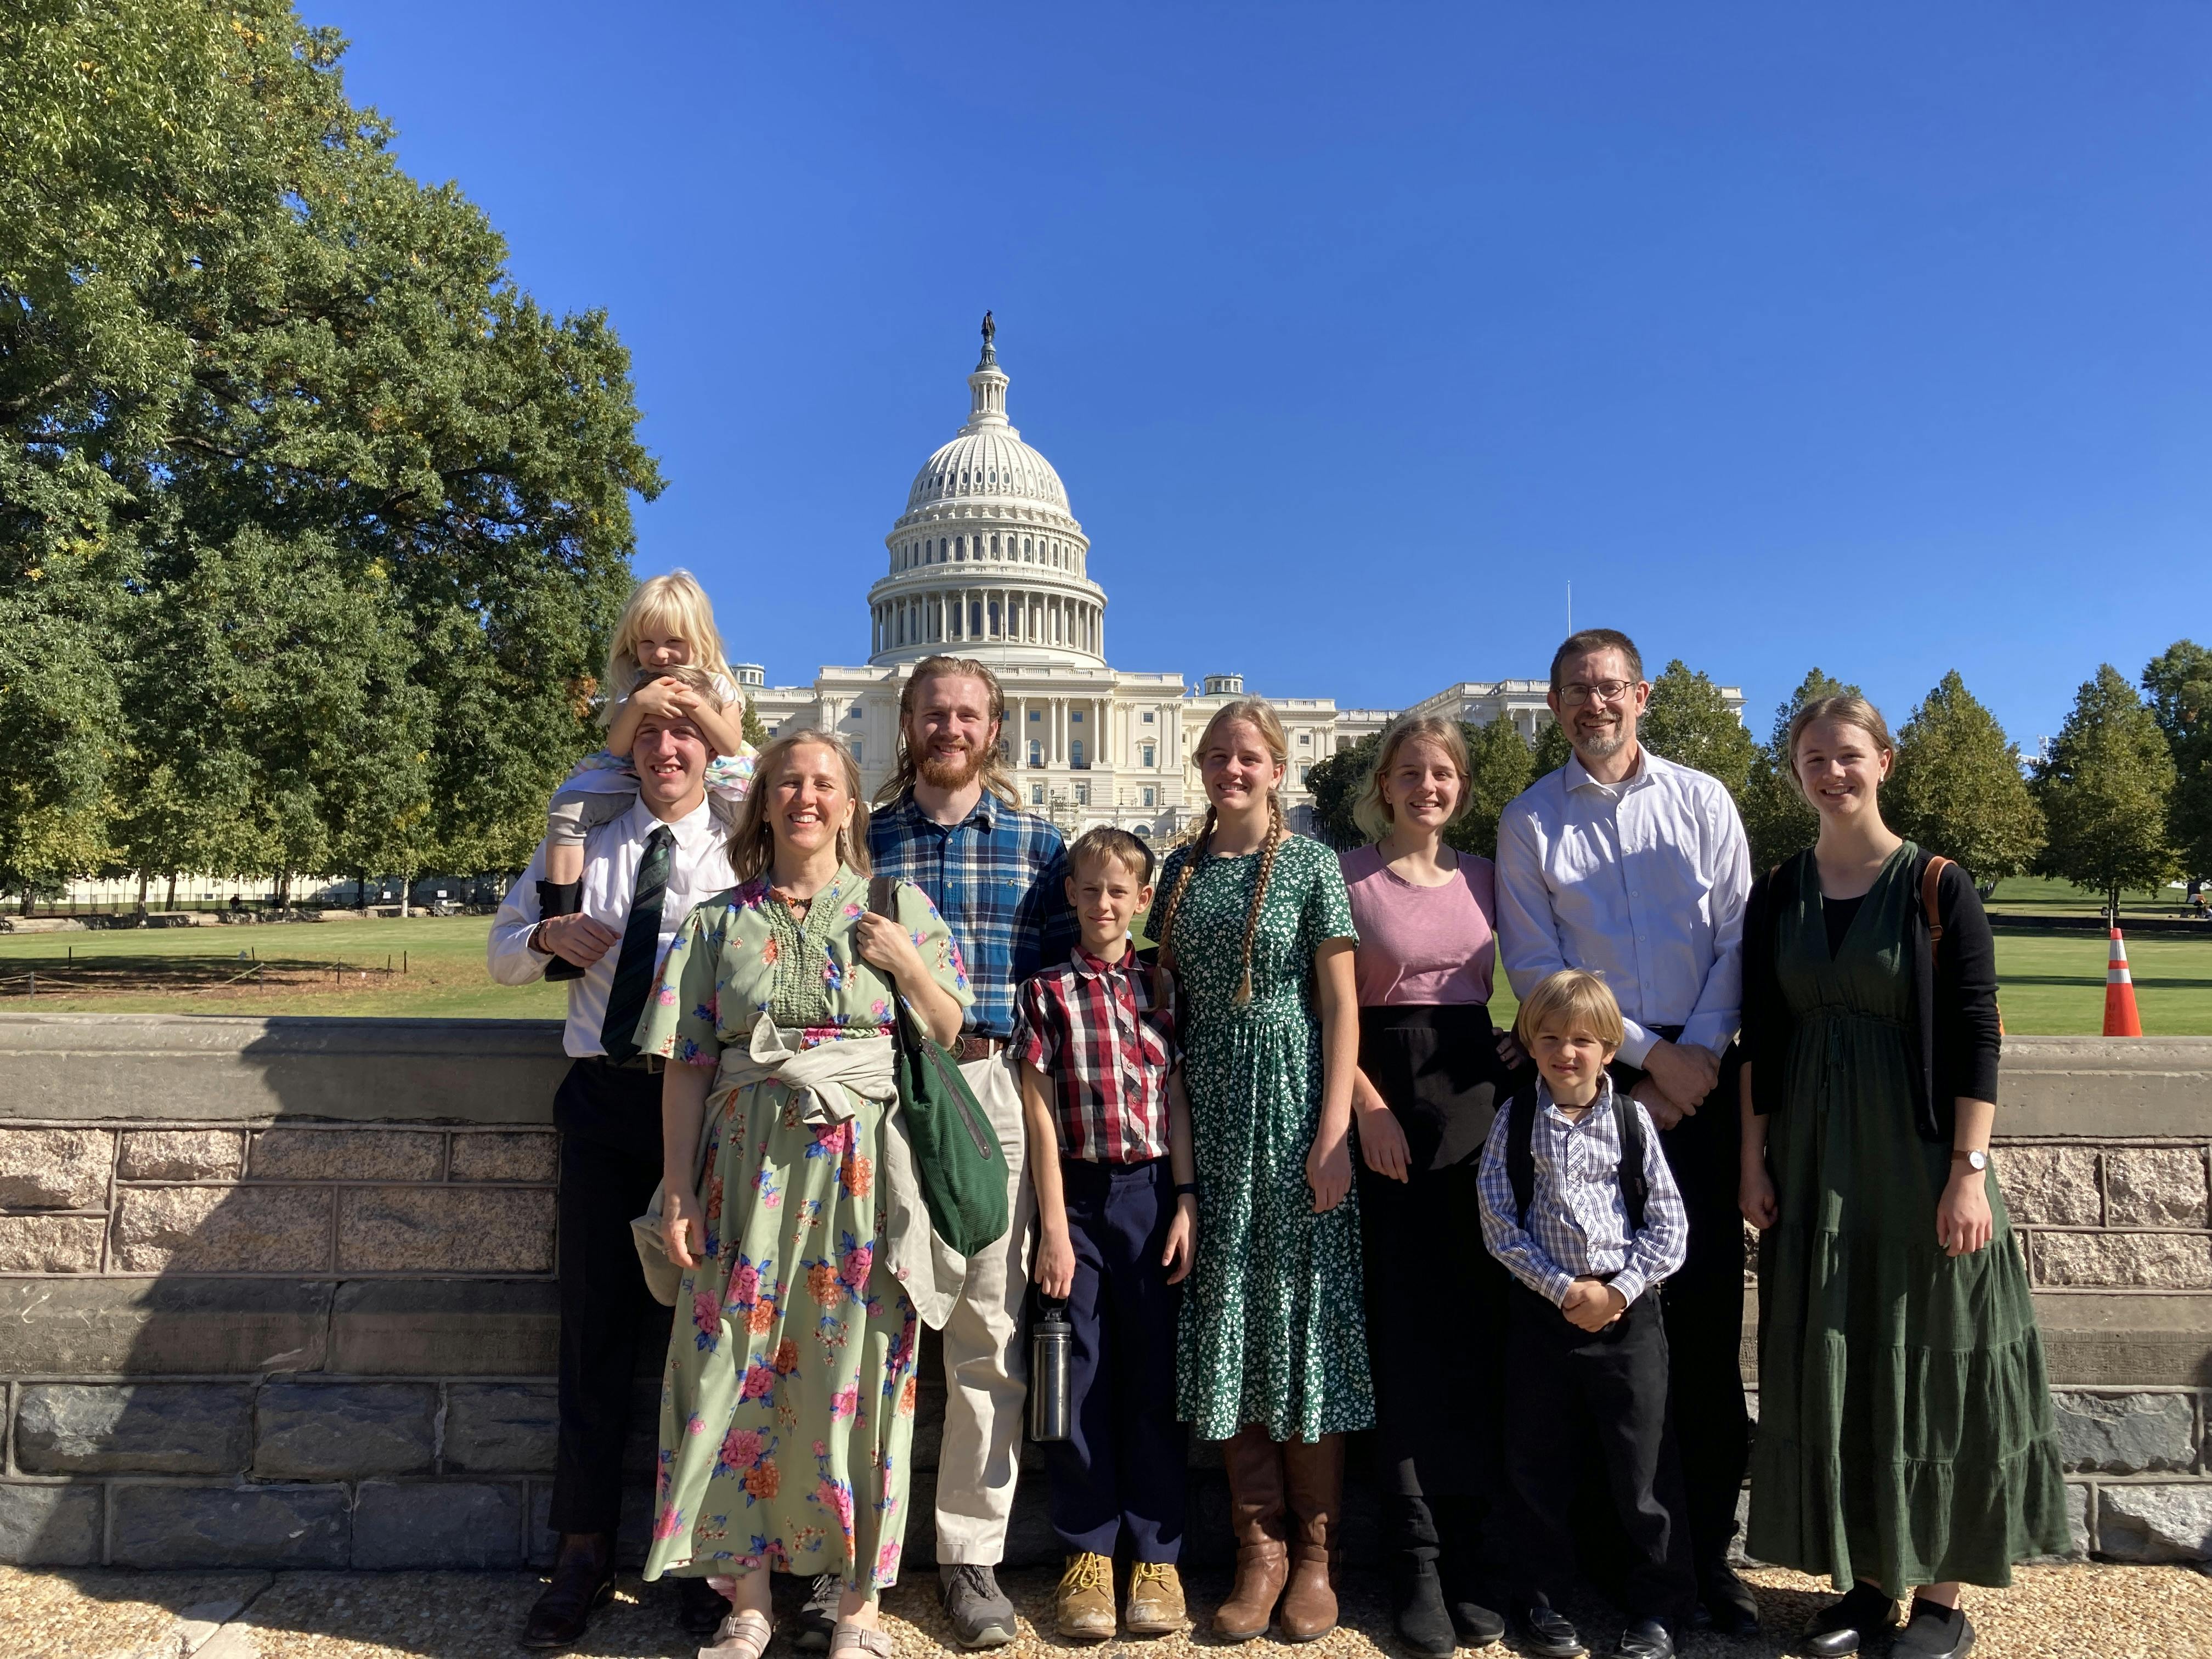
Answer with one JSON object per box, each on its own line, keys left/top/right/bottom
{"left": 867, "top": 874, "right": 898, "bottom": 919}
{"left": 1922, "top": 855, "right": 1952, "bottom": 944}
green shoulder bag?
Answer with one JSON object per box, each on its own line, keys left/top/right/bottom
{"left": 868, "top": 876, "right": 1009, "bottom": 1257}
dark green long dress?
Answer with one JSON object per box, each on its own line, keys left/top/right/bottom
{"left": 1747, "top": 844, "right": 2069, "bottom": 1590}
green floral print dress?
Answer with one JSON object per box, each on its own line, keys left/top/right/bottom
{"left": 636, "top": 865, "right": 970, "bottom": 1590}
{"left": 1145, "top": 833, "right": 1373, "bottom": 1443}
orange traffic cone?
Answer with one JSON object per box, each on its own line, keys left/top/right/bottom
{"left": 2103, "top": 928, "right": 2142, "bottom": 1037}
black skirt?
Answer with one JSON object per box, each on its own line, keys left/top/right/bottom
{"left": 1354, "top": 1002, "right": 1528, "bottom": 1501}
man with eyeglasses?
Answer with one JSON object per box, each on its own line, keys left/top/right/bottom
{"left": 1494, "top": 628, "right": 1757, "bottom": 1645}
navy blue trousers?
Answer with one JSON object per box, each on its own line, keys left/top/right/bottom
{"left": 1046, "top": 1155, "right": 1186, "bottom": 1561}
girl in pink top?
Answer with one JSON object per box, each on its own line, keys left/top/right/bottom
{"left": 1338, "top": 716, "right": 1529, "bottom": 1659}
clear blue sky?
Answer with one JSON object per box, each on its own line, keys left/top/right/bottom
{"left": 314, "top": 1, "right": 2211, "bottom": 747}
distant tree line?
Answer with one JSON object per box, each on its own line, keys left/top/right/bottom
{"left": 1, "top": 0, "right": 658, "bottom": 910}
{"left": 1307, "top": 646, "right": 2212, "bottom": 915}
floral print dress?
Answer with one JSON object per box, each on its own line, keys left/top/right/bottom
{"left": 636, "top": 865, "right": 970, "bottom": 1590}
{"left": 1145, "top": 833, "right": 1373, "bottom": 1443}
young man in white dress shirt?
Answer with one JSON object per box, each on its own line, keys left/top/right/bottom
{"left": 1494, "top": 629, "right": 1759, "bottom": 1638}
{"left": 487, "top": 671, "right": 737, "bottom": 1650}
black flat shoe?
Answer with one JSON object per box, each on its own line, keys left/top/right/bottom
{"left": 1613, "top": 1618, "right": 1675, "bottom": 1659}
{"left": 1446, "top": 1592, "right": 1506, "bottom": 1649}
{"left": 674, "top": 1574, "right": 730, "bottom": 1640}
{"left": 1701, "top": 1564, "right": 1761, "bottom": 1637}
{"left": 1387, "top": 1559, "right": 1458, "bottom": 1659}
{"left": 1797, "top": 1582, "right": 1898, "bottom": 1657}
{"left": 1892, "top": 1598, "right": 1974, "bottom": 1659}
{"left": 1514, "top": 1602, "right": 1588, "bottom": 1659}
{"left": 520, "top": 1545, "right": 616, "bottom": 1649}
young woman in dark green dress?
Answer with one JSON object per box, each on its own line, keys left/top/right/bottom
{"left": 1146, "top": 698, "right": 1367, "bottom": 1645}
{"left": 1738, "top": 696, "right": 2069, "bottom": 1659}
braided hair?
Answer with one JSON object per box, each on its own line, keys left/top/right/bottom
{"left": 1157, "top": 699, "right": 1290, "bottom": 1006}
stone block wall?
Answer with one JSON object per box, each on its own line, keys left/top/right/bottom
{"left": 1, "top": 1017, "right": 2209, "bottom": 1569}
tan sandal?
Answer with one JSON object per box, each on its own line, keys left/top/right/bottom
{"left": 830, "top": 1622, "right": 894, "bottom": 1658}
{"left": 700, "top": 1607, "right": 773, "bottom": 1659}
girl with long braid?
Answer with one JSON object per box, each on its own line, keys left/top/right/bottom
{"left": 1144, "top": 699, "right": 1368, "bottom": 1645}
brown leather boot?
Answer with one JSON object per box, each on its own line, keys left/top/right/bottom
{"left": 1278, "top": 1434, "right": 1344, "bottom": 1643}
{"left": 1215, "top": 1426, "right": 1289, "bottom": 1642}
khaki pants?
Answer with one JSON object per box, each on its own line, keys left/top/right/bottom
{"left": 932, "top": 1053, "right": 1036, "bottom": 1565}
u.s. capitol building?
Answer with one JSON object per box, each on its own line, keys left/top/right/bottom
{"left": 750, "top": 327, "right": 1739, "bottom": 839}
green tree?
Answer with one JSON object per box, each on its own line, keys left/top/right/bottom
{"left": 2032, "top": 664, "right": 2179, "bottom": 918}
{"left": 1531, "top": 715, "right": 1573, "bottom": 776}
{"left": 1739, "top": 669, "right": 1860, "bottom": 872}
{"left": 1, "top": 0, "right": 659, "bottom": 898}
{"left": 2141, "top": 640, "right": 2212, "bottom": 887}
{"left": 1884, "top": 671, "right": 2044, "bottom": 889}
{"left": 742, "top": 695, "right": 771, "bottom": 751}
{"left": 1303, "top": 733, "right": 1380, "bottom": 850}
{"left": 1453, "top": 718, "right": 1534, "bottom": 859}
{"left": 1640, "top": 659, "right": 1757, "bottom": 794}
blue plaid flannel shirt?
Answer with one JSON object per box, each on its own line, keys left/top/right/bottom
{"left": 868, "top": 790, "right": 1078, "bottom": 1041}
{"left": 1475, "top": 1074, "right": 1689, "bottom": 1311}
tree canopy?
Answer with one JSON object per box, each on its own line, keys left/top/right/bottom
{"left": 2142, "top": 640, "right": 2212, "bottom": 885}
{"left": 1, "top": 0, "right": 659, "bottom": 901}
{"left": 2032, "top": 664, "right": 2179, "bottom": 916}
{"left": 1641, "top": 659, "right": 1757, "bottom": 795}
{"left": 1884, "top": 670, "right": 2044, "bottom": 888}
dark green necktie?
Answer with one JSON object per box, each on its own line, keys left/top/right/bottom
{"left": 600, "top": 825, "right": 674, "bottom": 1063}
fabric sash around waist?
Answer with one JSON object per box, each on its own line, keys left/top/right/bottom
{"left": 1356, "top": 1002, "right": 1521, "bottom": 1172}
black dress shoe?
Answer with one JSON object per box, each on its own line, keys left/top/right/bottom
{"left": 521, "top": 1536, "right": 617, "bottom": 1650}
{"left": 1514, "top": 1601, "right": 1588, "bottom": 1659}
{"left": 675, "top": 1574, "right": 730, "bottom": 1640}
{"left": 1797, "top": 1582, "right": 1898, "bottom": 1657}
{"left": 1892, "top": 1598, "right": 1974, "bottom": 1659}
{"left": 1701, "top": 1564, "right": 1761, "bottom": 1637}
{"left": 1613, "top": 1618, "right": 1675, "bottom": 1659}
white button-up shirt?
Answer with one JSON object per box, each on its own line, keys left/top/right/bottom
{"left": 487, "top": 795, "right": 736, "bottom": 1058}
{"left": 1494, "top": 746, "right": 1751, "bottom": 1066}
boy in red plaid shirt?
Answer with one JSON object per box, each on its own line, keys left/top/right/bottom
{"left": 1013, "top": 826, "right": 1199, "bottom": 1641}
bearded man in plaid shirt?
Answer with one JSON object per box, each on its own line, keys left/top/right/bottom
{"left": 1013, "top": 826, "right": 1198, "bottom": 1640}
{"left": 862, "top": 655, "right": 1079, "bottom": 1651}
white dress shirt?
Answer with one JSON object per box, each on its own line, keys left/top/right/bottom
{"left": 487, "top": 795, "right": 736, "bottom": 1058}
{"left": 1494, "top": 746, "right": 1751, "bottom": 1066}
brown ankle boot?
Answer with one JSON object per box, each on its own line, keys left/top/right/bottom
{"left": 1215, "top": 1425, "right": 1289, "bottom": 1642}
{"left": 1278, "top": 1433, "right": 1344, "bottom": 1642}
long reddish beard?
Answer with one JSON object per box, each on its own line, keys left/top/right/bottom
{"left": 916, "top": 741, "right": 986, "bottom": 791}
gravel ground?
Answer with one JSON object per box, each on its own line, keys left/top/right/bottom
{"left": 4, "top": 1562, "right": 2209, "bottom": 1659}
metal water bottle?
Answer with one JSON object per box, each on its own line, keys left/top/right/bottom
{"left": 1028, "top": 1298, "right": 1073, "bottom": 1442}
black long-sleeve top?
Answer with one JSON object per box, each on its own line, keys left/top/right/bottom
{"left": 1741, "top": 847, "right": 2002, "bottom": 1143}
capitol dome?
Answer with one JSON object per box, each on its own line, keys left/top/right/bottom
{"left": 867, "top": 322, "right": 1106, "bottom": 669}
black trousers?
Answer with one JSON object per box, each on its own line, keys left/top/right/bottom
{"left": 1045, "top": 1155, "right": 1186, "bottom": 1561}
{"left": 549, "top": 1056, "right": 672, "bottom": 1536}
{"left": 1354, "top": 1002, "right": 1520, "bottom": 1596}
{"left": 1502, "top": 1283, "right": 1695, "bottom": 1628}
{"left": 1613, "top": 1034, "right": 1750, "bottom": 1579}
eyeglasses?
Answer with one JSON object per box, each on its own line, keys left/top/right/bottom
{"left": 1558, "top": 680, "right": 1638, "bottom": 707}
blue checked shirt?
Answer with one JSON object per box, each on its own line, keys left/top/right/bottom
{"left": 868, "top": 790, "right": 1078, "bottom": 1041}
{"left": 1476, "top": 1074, "right": 1688, "bottom": 1310}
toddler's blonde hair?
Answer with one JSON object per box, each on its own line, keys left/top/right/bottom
{"left": 1513, "top": 968, "right": 1627, "bottom": 1052}
{"left": 602, "top": 571, "right": 733, "bottom": 729}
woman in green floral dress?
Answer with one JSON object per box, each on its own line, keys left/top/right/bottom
{"left": 1144, "top": 699, "right": 1366, "bottom": 1645}
{"left": 640, "top": 732, "right": 970, "bottom": 1659}
{"left": 1739, "top": 697, "right": 2068, "bottom": 1659}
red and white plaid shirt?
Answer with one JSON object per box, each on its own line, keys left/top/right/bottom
{"left": 1012, "top": 945, "right": 1178, "bottom": 1164}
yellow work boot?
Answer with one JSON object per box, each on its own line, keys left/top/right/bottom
{"left": 1054, "top": 1552, "right": 1118, "bottom": 1640}
{"left": 1124, "top": 1560, "right": 1190, "bottom": 1638}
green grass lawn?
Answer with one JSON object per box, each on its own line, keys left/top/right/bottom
{"left": 3, "top": 912, "right": 2209, "bottom": 1035}
{"left": 1983, "top": 875, "right": 2201, "bottom": 919}
{"left": 0, "top": 915, "right": 566, "bottom": 1020}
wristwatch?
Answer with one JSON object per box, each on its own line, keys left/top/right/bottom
{"left": 1951, "top": 1148, "right": 1989, "bottom": 1171}
{"left": 527, "top": 919, "right": 553, "bottom": 956}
